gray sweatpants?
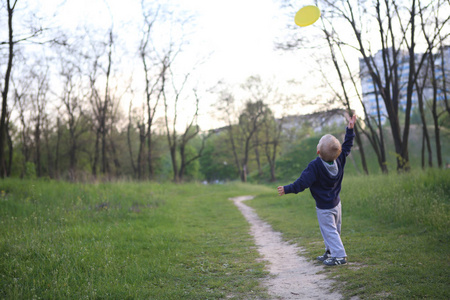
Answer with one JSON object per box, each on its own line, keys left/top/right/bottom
{"left": 316, "top": 202, "right": 347, "bottom": 258}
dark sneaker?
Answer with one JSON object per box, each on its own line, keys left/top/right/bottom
{"left": 323, "top": 257, "right": 347, "bottom": 266}
{"left": 316, "top": 251, "right": 331, "bottom": 262}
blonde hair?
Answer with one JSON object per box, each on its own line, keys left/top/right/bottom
{"left": 317, "top": 134, "right": 342, "bottom": 162}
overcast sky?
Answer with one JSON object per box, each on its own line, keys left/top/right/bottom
{"left": 11, "top": 0, "right": 331, "bottom": 129}
{"left": 33, "top": 0, "right": 320, "bottom": 82}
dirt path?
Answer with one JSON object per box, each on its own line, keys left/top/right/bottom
{"left": 230, "top": 196, "right": 343, "bottom": 300}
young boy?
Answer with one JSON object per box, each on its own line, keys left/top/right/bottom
{"left": 277, "top": 115, "right": 357, "bottom": 266}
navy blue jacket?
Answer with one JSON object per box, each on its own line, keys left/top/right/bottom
{"left": 283, "top": 128, "right": 355, "bottom": 209}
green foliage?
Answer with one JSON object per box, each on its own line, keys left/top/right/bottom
{"left": 248, "top": 169, "right": 450, "bottom": 299}
{"left": 24, "top": 162, "right": 37, "bottom": 179}
{"left": 183, "top": 145, "right": 200, "bottom": 180}
{"left": 275, "top": 136, "right": 320, "bottom": 182}
{"left": 200, "top": 137, "right": 238, "bottom": 182}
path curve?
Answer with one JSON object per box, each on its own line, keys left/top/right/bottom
{"left": 230, "top": 195, "right": 343, "bottom": 300}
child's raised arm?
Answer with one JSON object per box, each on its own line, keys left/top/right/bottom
{"left": 341, "top": 115, "right": 357, "bottom": 157}
{"left": 347, "top": 115, "right": 357, "bottom": 129}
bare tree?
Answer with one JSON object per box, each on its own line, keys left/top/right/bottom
{"left": 242, "top": 76, "right": 272, "bottom": 178}
{"left": 0, "top": 0, "right": 17, "bottom": 177}
{"left": 88, "top": 28, "right": 114, "bottom": 178}
{"left": 126, "top": 100, "right": 138, "bottom": 177}
{"left": 58, "top": 56, "right": 88, "bottom": 177}
{"left": 439, "top": 40, "right": 449, "bottom": 116}
{"left": 0, "top": 0, "right": 45, "bottom": 177}
{"left": 107, "top": 87, "right": 126, "bottom": 177}
{"left": 127, "top": 97, "right": 153, "bottom": 180}
{"left": 320, "top": 25, "right": 371, "bottom": 174}
{"left": 417, "top": 0, "right": 450, "bottom": 168}
{"left": 140, "top": 3, "right": 163, "bottom": 179}
{"left": 54, "top": 115, "right": 62, "bottom": 178}
{"left": 311, "top": 0, "right": 449, "bottom": 171}
{"left": 217, "top": 90, "right": 242, "bottom": 179}
{"left": 241, "top": 76, "right": 287, "bottom": 181}
{"left": 333, "top": 0, "right": 413, "bottom": 171}
{"left": 262, "top": 113, "right": 283, "bottom": 182}
{"left": 177, "top": 90, "right": 209, "bottom": 181}
{"left": 162, "top": 57, "right": 190, "bottom": 183}
{"left": 29, "top": 63, "right": 50, "bottom": 177}
{"left": 237, "top": 100, "right": 267, "bottom": 182}
{"left": 42, "top": 114, "right": 54, "bottom": 178}
{"left": 11, "top": 71, "right": 31, "bottom": 177}
{"left": 414, "top": 58, "right": 433, "bottom": 168}
{"left": 215, "top": 85, "right": 267, "bottom": 182}
{"left": 5, "top": 110, "right": 13, "bottom": 176}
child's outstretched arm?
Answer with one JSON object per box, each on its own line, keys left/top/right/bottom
{"left": 278, "top": 163, "right": 317, "bottom": 196}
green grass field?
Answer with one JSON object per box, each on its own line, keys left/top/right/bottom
{"left": 249, "top": 169, "right": 450, "bottom": 299}
{"left": 0, "top": 180, "right": 272, "bottom": 299}
{"left": 1, "top": 169, "right": 449, "bottom": 299}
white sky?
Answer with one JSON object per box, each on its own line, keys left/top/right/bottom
{"left": 6, "top": 0, "right": 447, "bottom": 131}
{"left": 17, "top": 0, "right": 338, "bottom": 129}
{"left": 36, "top": 0, "right": 320, "bottom": 81}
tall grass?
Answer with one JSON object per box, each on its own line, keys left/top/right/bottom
{"left": 248, "top": 169, "right": 450, "bottom": 299}
{"left": 0, "top": 180, "right": 272, "bottom": 299}
{"left": 342, "top": 169, "right": 449, "bottom": 232}
{"left": 1, "top": 170, "right": 448, "bottom": 299}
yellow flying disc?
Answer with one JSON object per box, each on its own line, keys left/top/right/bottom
{"left": 294, "top": 5, "right": 321, "bottom": 27}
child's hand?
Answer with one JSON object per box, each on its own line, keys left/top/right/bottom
{"left": 347, "top": 114, "right": 357, "bottom": 129}
{"left": 277, "top": 186, "right": 285, "bottom": 196}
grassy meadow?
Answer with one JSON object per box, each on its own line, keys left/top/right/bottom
{"left": 249, "top": 169, "right": 450, "bottom": 299}
{"left": 0, "top": 180, "right": 272, "bottom": 299}
{"left": 1, "top": 169, "right": 449, "bottom": 299}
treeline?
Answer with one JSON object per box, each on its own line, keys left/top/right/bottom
{"left": 0, "top": 0, "right": 449, "bottom": 183}
{"left": 0, "top": 1, "right": 300, "bottom": 183}
{"left": 0, "top": 1, "right": 208, "bottom": 182}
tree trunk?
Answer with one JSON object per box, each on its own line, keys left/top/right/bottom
{"left": 34, "top": 119, "right": 42, "bottom": 177}
{"left": 178, "top": 144, "right": 186, "bottom": 182}
{"left": 228, "top": 125, "right": 242, "bottom": 180}
{"left": 147, "top": 124, "right": 154, "bottom": 179}
{"left": 126, "top": 111, "right": 137, "bottom": 177}
{"left": 0, "top": 0, "right": 15, "bottom": 178}
{"left": 110, "top": 138, "right": 121, "bottom": 176}
{"left": 429, "top": 54, "right": 443, "bottom": 168}
{"left": 415, "top": 71, "right": 433, "bottom": 168}
{"left": 353, "top": 125, "right": 368, "bottom": 174}
{"left": 253, "top": 135, "right": 263, "bottom": 177}
{"left": 375, "top": 93, "right": 388, "bottom": 174}
{"left": 439, "top": 43, "right": 450, "bottom": 115}
{"left": 6, "top": 121, "right": 13, "bottom": 176}
{"left": 44, "top": 120, "right": 54, "bottom": 178}
{"left": 101, "top": 118, "right": 108, "bottom": 174}
{"left": 170, "top": 145, "right": 179, "bottom": 183}
{"left": 92, "top": 128, "right": 100, "bottom": 177}
{"left": 240, "top": 164, "right": 247, "bottom": 183}
{"left": 69, "top": 127, "right": 77, "bottom": 173}
{"left": 137, "top": 123, "right": 146, "bottom": 179}
{"left": 399, "top": 0, "right": 416, "bottom": 173}
{"left": 266, "top": 141, "right": 278, "bottom": 182}
{"left": 55, "top": 117, "right": 61, "bottom": 178}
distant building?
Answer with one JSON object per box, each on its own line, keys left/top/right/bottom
{"left": 359, "top": 46, "right": 450, "bottom": 123}
{"left": 281, "top": 109, "right": 347, "bottom": 134}
{"left": 209, "top": 109, "right": 348, "bottom": 136}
